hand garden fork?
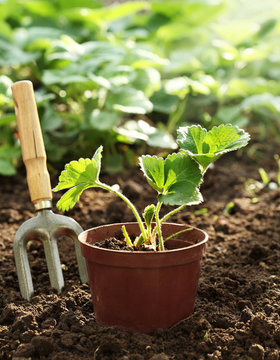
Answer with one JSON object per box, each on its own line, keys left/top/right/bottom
{"left": 12, "top": 80, "right": 88, "bottom": 301}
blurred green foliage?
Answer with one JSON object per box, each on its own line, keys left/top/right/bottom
{"left": 0, "top": 0, "right": 280, "bottom": 175}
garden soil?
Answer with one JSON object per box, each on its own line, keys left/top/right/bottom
{"left": 0, "top": 152, "right": 279, "bottom": 360}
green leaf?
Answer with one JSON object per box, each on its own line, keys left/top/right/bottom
{"left": 241, "top": 93, "right": 280, "bottom": 114}
{"left": 150, "top": 90, "right": 178, "bottom": 114}
{"left": 140, "top": 153, "right": 203, "bottom": 206}
{"left": 256, "top": 18, "right": 277, "bottom": 38}
{"left": 0, "top": 75, "right": 12, "bottom": 95}
{"left": 89, "top": 74, "right": 111, "bottom": 90}
{"left": 107, "top": 87, "right": 153, "bottom": 114}
{"left": 188, "top": 78, "right": 211, "bottom": 95}
{"left": 178, "top": 125, "right": 207, "bottom": 155}
{"left": 0, "top": 159, "right": 16, "bottom": 176}
{"left": 54, "top": 147, "right": 103, "bottom": 211}
{"left": 82, "top": 41, "right": 125, "bottom": 61}
{"left": 20, "top": 0, "right": 57, "bottom": 16}
{"left": 129, "top": 47, "right": 168, "bottom": 68}
{"left": 57, "top": 0, "right": 102, "bottom": 10}
{"left": 164, "top": 77, "right": 189, "bottom": 97}
{"left": 226, "top": 78, "right": 280, "bottom": 98}
{"left": 147, "top": 130, "right": 177, "bottom": 150}
{"left": 90, "top": 110, "right": 118, "bottom": 131}
{"left": 0, "top": 145, "right": 20, "bottom": 175}
{"left": 214, "top": 105, "right": 249, "bottom": 127}
{"left": 41, "top": 105, "right": 62, "bottom": 132}
{"left": 139, "top": 155, "right": 165, "bottom": 193}
{"left": 164, "top": 153, "right": 202, "bottom": 189}
{"left": 151, "top": 0, "right": 223, "bottom": 24}
{"left": 15, "top": 27, "right": 64, "bottom": 50}
{"left": 53, "top": 146, "right": 103, "bottom": 192}
{"left": 0, "top": 20, "right": 12, "bottom": 39}
{"left": 116, "top": 120, "right": 177, "bottom": 149}
{"left": 159, "top": 181, "right": 202, "bottom": 206}
{"left": 0, "top": 145, "right": 21, "bottom": 160}
{"left": 103, "top": 153, "right": 124, "bottom": 174}
{"left": 42, "top": 67, "right": 88, "bottom": 85}
{"left": 0, "top": 39, "right": 38, "bottom": 66}
{"left": 56, "top": 184, "right": 91, "bottom": 212}
{"left": 34, "top": 91, "right": 56, "bottom": 106}
{"left": 64, "top": 1, "right": 149, "bottom": 24}
{"left": 103, "top": 1, "right": 150, "bottom": 22}
{"left": 130, "top": 68, "right": 161, "bottom": 97}
{"left": 143, "top": 204, "right": 155, "bottom": 228}
{"left": 159, "top": 153, "right": 203, "bottom": 206}
{"left": 43, "top": 134, "right": 67, "bottom": 163}
{"left": 215, "top": 105, "right": 242, "bottom": 123}
{"left": 0, "top": 114, "right": 16, "bottom": 126}
{"left": 177, "top": 124, "right": 250, "bottom": 171}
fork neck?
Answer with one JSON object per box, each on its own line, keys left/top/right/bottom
{"left": 34, "top": 200, "right": 53, "bottom": 211}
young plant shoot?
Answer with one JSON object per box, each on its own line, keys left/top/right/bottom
{"left": 54, "top": 124, "right": 249, "bottom": 251}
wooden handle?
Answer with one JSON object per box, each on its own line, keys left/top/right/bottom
{"left": 12, "top": 80, "right": 52, "bottom": 204}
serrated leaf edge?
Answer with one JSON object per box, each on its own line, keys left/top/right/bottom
{"left": 177, "top": 123, "right": 250, "bottom": 156}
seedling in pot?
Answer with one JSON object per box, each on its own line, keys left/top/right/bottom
{"left": 54, "top": 124, "right": 249, "bottom": 251}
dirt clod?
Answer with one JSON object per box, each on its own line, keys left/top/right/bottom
{"left": 31, "top": 335, "right": 54, "bottom": 356}
{"left": 248, "top": 344, "right": 265, "bottom": 360}
{"left": 150, "top": 353, "right": 170, "bottom": 360}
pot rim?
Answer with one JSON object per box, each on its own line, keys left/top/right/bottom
{"left": 78, "top": 222, "right": 208, "bottom": 255}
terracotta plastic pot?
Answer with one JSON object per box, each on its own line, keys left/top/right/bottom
{"left": 79, "top": 222, "right": 208, "bottom": 333}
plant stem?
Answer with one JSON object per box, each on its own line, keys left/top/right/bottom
{"left": 98, "top": 182, "right": 148, "bottom": 242}
{"left": 155, "top": 202, "right": 164, "bottom": 251}
{"left": 160, "top": 205, "right": 186, "bottom": 224}
{"left": 164, "top": 228, "right": 194, "bottom": 243}
{"left": 167, "top": 97, "right": 187, "bottom": 134}
{"left": 122, "top": 225, "right": 133, "bottom": 247}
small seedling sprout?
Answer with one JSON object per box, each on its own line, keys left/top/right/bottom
{"left": 245, "top": 155, "right": 280, "bottom": 194}
{"left": 54, "top": 124, "right": 249, "bottom": 251}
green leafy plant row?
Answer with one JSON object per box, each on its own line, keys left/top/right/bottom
{"left": 0, "top": 0, "right": 279, "bottom": 175}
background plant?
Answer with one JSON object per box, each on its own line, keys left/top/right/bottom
{"left": 0, "top": 0, "right": 279, "bottom": 176}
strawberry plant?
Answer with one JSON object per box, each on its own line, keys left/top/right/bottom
{"left": 1, "top": 0, "right": 279, "bottom": 174}
{"left": 54, "top": 124, "right": 249, "bottom": 251}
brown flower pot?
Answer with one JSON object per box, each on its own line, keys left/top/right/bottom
{"left": 79, "top": 222, "right": 208, "bottom": 333}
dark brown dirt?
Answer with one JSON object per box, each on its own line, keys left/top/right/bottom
{"left": 94, "top": 236, "right": 155, "bottom": 251}
{"left": 0, "top": 152, "right": 280, "bottom": 360}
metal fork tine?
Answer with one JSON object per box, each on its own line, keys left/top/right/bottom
{"left": 13, "top": 211, "right": 87, "bottom": 300}
{"left": 14, "top": 226, "right": 35, "bottom": 301}
{"left": 49, "top": 212, "right": 88, "bottom": 284}
{"left": 43, "top": 234, "right": 64, "bottom": 294}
